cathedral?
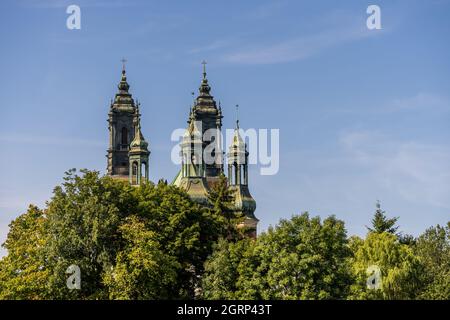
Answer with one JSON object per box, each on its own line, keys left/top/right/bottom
{"left": 106, "top": 63, "right": 258, "bottom": 237}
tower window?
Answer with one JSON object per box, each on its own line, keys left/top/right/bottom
{"left": 131, "top": 162, "right": 138, "bottom": 185}
{"left": 121, "top": 127, "right": 128, "bottom": 145}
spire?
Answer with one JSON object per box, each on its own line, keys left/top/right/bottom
{"left": 202, "top": 60, "right": 207, "bottom": 79}
{"left": 198, "top": 60, "right": 212, "bottom": 97}
{"left": 229, "top": 105, "right": 246, "bottom": 164}
{"left": 130, "top": 119, "right": 149, "bottom": 151}
{"left": 111, "top": 59, "right": 136, "bottom": 111}
{"left": 118, "top": 67, "right": 130, "bottom": 93}
{"left": 121, "top": 57, "right": 127, "bottom": 72}
{"left": 117, "top": 58, "right": 130, "bottom": 92}
{"left": 193, "top": 60, "right": 217, "bottom": 112}
{"left": 235, "top": 104, "right": 240, "bottom": 129}
{"left": 128, "top": 115, "right": 150, "bottom": 186}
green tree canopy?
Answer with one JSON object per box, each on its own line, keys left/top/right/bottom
{"left": 349, "top": 232, "right": 422, "bottom": 300}
{"left": 202, "top": 213, "right": 352, "bottom": 300}
{"left": 0, "top": 169, "right": 225, "bottom": 299}
{"left": 414, "top": 223, "right": 450, "bottom": 299}
{"left": 1, "top": 170, "right": 449, "bottom": 301}
{"left": 0, "top": 205, "right": 49, "bottom": 299}
{"left": 103, "top": 216, "right": 180, "bottom": 299}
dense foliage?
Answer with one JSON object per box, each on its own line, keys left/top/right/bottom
{"left": 202, "top": 214, "right": 352, "bottom": 300}
{"left": 0, "top": 170, "right": 448, "bottom": 300}
{"left": 0, "top": 169, "right": 225, "bottom": 299}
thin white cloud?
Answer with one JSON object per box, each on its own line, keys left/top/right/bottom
{"left": 335, "top": 92, "right": 450, "bottom": 115}
{"left": 221, "top": 24, "right": 378, "bottom": 65}
{"left": 389, "top": 92, "right": 450, "bottom": 112}
{"left": 188, "top": 39, "right": 237, "bottom": 54}
{"left": 245, "top": 0, "right": 287, "bottom": 20}
{"left": 339, "top": 130, "right": 450, "bottom": 209}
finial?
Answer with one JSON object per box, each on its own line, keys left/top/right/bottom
{"left": 135, "top": 118, "right": 142, "bottom": 138}
{"left": 121, "top": 57, "right": 127, "bottom": 73}
{"left": 235, "top": 104, "right": 240, "bottom": 129}
{"left": 201, "top": 60, "right": 207, "bottom": 79}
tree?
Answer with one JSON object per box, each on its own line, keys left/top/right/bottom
{"left": 103, "top": 216, "right": 180, "bottom": 299}
{"left": 0, "top": 205, "right": 49, "bottom": 299}
{"left": 367, "top": 201, "right": 399, "bottom": 235}
{"left": 251, "top": 213, "right": 352, "bottom": 300}
{"left": 207, "top": 174, "right": 242, "bottom": 240}
{"left": 414, "top": 223, "right": 450, "bottom": 299}
{"left": 201, "top": 213, "right": 352, "bottom": 300}
{"left": 132, "top": 180, "right": 225, "bottom": 298}
{"left": 201, "top": 238, "right": 253, "bottom": 299}
{"left": 0, "top": 169, "right": 225, "bottom": 299}
{"left": 349, "top": 232, "right": 422, "bottom": 300}
{"left": 43, "top": 169, "right": 136, "bottom": 299}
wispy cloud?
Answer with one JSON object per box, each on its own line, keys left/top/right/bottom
{"left": 336, "top": 92, "right": 450, "bottom": 115}
{"left": 188, "top": 39, "right": 237, "bottom": 54}
{"left": 339, "top": 130, "right": 450, "bottom": 209}
{"left": 221, "top": 25, "right": 378, "bottom": 65}
{"left": 186, "top": 8, "right": 386, "bottom": 65}
{"left": 389, "top": 92, "right": 450, "bottom": 112}
{"left": 245, "top": 0, "right": 287, "bottom": 20}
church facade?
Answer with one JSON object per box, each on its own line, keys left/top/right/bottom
{"left": 106, "top": 65, "right": 258, "bottom": 237}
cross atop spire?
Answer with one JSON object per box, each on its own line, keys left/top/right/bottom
{"left": 235, "top": 104, "right": 240, "bottom": 129}
{"left": 201, "top": 60, "right": 207, "bottom": 79}
{"left": 121, "top": 57, "right": 127, "bottom": 73}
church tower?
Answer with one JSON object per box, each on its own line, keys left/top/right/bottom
{"left": 227, "top": 116, "right": 258, "bottom": 238}
{"left": 172, "top": 63, "right": 258, "bottom": 237}
{"left": 129, "top": 118, "right": 150, "bottom": 185}
{"left": 107, "top": 63, "right": 141, "bottom": 180}
{"left": 172, "top": 62, "right": 224, "bottom": 201}
{"left": 177, "top": 119, "right": 210, "bottom": 204}
{"left": 190, "top": 61, "right": 224, "bottom": 181}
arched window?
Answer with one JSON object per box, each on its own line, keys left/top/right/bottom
{"left": 141, "top": 162, "right": 147, "bottom": 179}
{"left": 121, "top": 127, "right": 128, "bottom": 145}
{"left": 131, "top": 162, "right": 138, "bottom": 184}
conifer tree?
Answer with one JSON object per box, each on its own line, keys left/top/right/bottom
{"left": 367, "top": 201, "right": 399, "bottom": 235}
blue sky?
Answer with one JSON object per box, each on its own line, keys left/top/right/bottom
{"left": 1, "top": 0, "right": 450, "bottom": 256}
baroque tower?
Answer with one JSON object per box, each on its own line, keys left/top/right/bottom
{"left": 107, "top": 64, "right": 149, "bottom": 183}
{"left": 129, "top": 119, "right": 150, "bottom": 185}
{"left": 227, "top": 117, "right": 258, "bottom": 238}
{"left": 189, "top": 61, "right": 223, "bottom": 179}
{"left": 173, "top": 62, "right": 224, "bottom": 200}
{"left": 173, "top": 63, "right": 258, "bottom": 237}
